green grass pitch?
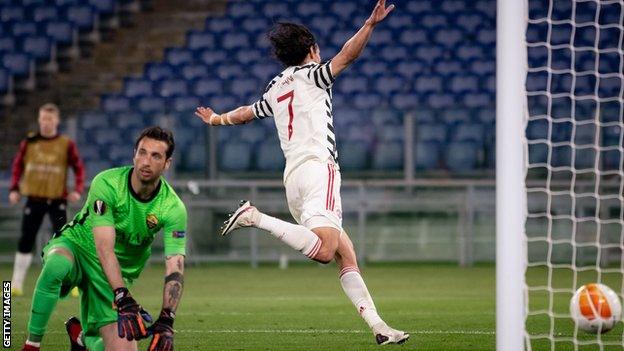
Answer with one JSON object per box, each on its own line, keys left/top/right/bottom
{"left": 7, "top": 263, "right": 624, "bottom": 350}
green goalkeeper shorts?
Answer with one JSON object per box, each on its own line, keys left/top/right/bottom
{"left": 43, "top": 236, "right": 118, "bottom": 335}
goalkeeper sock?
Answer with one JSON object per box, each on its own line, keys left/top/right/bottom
{"left": 257, "top": 214, "right": 322, "bottom": 259}
{"left": 27, "top": 253, "right": 73, "bottom": 337}
{"left": 340, "top": 268, "right": 384, "bottom": 329}
{"left": 84, "top": 335, "right": 104, "bottom": 351}
{"left": 11, "top": 251, "right": 33, "bottom": 291}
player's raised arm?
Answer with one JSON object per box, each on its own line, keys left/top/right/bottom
{"left": 330, "top": 0, "right": 394, "bottom": 77}
{"left": 195, "top": 105, "right": 255, "bottom": 126}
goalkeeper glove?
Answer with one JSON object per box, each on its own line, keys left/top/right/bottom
{"left": 147, "top": 309, "right": 175, "bottom": 351}
{"left": 114, "top": 287, "right": 152, "bottom": 340}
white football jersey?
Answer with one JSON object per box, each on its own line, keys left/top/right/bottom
{"left": 252, "top": 60, "right": 338, "bottom": 181}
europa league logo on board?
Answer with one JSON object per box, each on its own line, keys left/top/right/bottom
{"left": 146, "top": 214, "right": 159, "bottom": 229}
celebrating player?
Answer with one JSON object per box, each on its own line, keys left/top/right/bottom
{"left": 22, "top": 127, "right": 187, "bottom": 351}
{"left": 195, "top": 0, "right": 408, "bottom": 345}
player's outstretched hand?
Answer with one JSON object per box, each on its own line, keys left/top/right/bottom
{"left": 366, "top": 0, "right": 394, "bottom": 26}
{"left": 147, "top": 309, "right": 175, "bottom": 351}
{"left": 114, "top": 287, "right": 152, "bottom": 341}
{"left": 195, "top": 106, "right": 217, "bottom": 125}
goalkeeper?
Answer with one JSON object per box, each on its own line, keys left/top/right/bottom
{"left": 21, "top": 126, "right": 187, "bottom": 351}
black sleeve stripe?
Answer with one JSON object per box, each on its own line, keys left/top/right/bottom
{"left": 313, "top": 69, "right": 322, "bottom": 88}
{"left": 258, "top": 101, "right": 269, "bottom": 117}
{"left": 324, "top": 62, "right": 334, "bottom": 83}
{"left": 253, "top": 102, "right": 261, "bottom": 118}
{"left": 318, "top": 68, "right": 330, "bottom": 87}
{"left": 263, "top": 99, "right": 273, "bottom": 114}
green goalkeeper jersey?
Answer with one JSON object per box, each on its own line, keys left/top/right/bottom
{"left": 58, "top": 166, "right": 187, "bottom": 281}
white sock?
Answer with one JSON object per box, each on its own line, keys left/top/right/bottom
{"left": 340, "top": 269, "right": 384, "bottom": 329}
{"left": 257, "top": 214, "right": 322, "bottom": 258}
{"left": 12, "top": 252, "right": 33, "bottom": 290}
{"left": 25, "top": 340, "right": 41, "bottom": 347}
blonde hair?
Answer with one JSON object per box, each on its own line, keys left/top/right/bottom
{"left": 39, "top": 103, "right": 60, "bottom": 117}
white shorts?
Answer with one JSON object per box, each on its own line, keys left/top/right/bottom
{"left": 285, "top": 160, "right": 343, "bottom": 231}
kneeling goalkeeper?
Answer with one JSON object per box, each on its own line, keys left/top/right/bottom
{"left": 22, "top": 126, "right": 187, "bottom": 351}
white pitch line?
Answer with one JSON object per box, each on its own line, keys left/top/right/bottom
{"left": 12, "top": 329, "right": 495, "bottom": 336}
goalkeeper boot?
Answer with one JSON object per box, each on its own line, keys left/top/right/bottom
{"left": 372, "top": 322, "right": 410, "bottom": 345}
{"left": 220, "top": 200, "right": 261, "bottom": 236}
{"left": 65, "top": 317, "right": 87, "bottom": 351}
{"left": 11, "top": 287, "right": 23, "bottom": 297}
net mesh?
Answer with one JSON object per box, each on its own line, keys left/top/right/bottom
{"left": 524, "top": 0, "right": 624, "bottom": 349}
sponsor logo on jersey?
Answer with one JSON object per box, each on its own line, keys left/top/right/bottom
{"left": 93, "top": 200, "right": 106, "bottom": 215}
{"left": 146, "top": 214, "right": 159, "bottom": 229}
{"left": 172, "top": 231, "right": 186, "bottom": 238}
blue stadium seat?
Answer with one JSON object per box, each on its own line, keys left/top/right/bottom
{"left": 358, "top": 58, "right": 389, "bottom": 77}
{"left": 230, "top": 77, "right": 260, "bottom": 99}
{"left": 186, "top": 31, "right": 215, "bottom": 51}
{"left": 310, "top": 15, "right": 340, "bottom": 36}
{"left": 352, "top": 92, "right": 382, "bottom": 110}
{"left": 144, "top": 63, "right": 175, "bottom": 81}
{"left": 93, "top": 128, "right": 119, "bottom": 145}
{"left": 2, "top": 52, "right": 34, "bottom": 78}
{"left": 164, "top": 47, "right": 194, "bottom": 67}
{"left": 336, "top": 75, "right": 369, "bottom": 95}
{"left": 256, "top": 140, "right": 285, "bottom": 171}
{"left": 379, "top": 46, "right": 408, "bottom": 63}
{"left": 445, "top": 141, "right": 480, "bottom": 172}
{"left": 44, "top": 21, "right": 77, "bottom": 46}
{"left": 574, "top": 124, "right": 596, "bottom": 146}
{"left": 551, "top": 145, "right": 572, "bottom": 168}
{"left": 528, "top": 142, "right": 548, "bottom": 165}
{"left": 113, "top": 111, "right": 143, "bottom": 129}
{"left": 602, "top": 150, "right": 621, "bottom": 171}
{"left": 372, "top": 141, "right": 403, "bottom": 170}
{"left": 20, "top": 35, "right": 55, "bottom": 64}
{"left": 574, "top": 147, "right": 595, "bottom": 170}
{"left": 387, "top": 13, "right": 414, "bottom": 30}
{"left": 412, "top": 109, "right": 437, "bottom": 123}
{"left": 205, "top": 17, "right": 233, "bottom": 34}
{"left": 250, "top": 61, "right": 279, "bottom": 82}
{"left": 406, "top": 1, "right": 430, "bottom": 14}
{"left": 135, "top": 96, "right": 166, "bottom": 114}
{"left": 369, "top": 29, "right": 393, "bottom": 47}
{"left": 391, "top": 93, "right": 419, "bottom": 109}
{"left": 415, "top": 75, "right": 443, "bottom": 94}
{"left": 219, "top": 141, "right": 252, "bottom": 171}
{"left": 227, "top": 2, "right": 256, "bottom": 19}
{"left": 262, "top": 2, "right": 289, "bottom": 18}
{"left": 88, "top": 0, "right": 116, "bottom": 16}
{"left": 181, "top": 144, "right": 205, "bottom": 172}
{"left": 220, "top": 32, "right": 250, "bottom": 50}
{"left": 171, "top": 95, "right": 200, "bottom": 113}
{"left": 462, "top": 93, "right": 491, "bottom": 108}
{"left": 526, "top": 118, "right": 548, "bottom": 140}
{"left": 451, "top": 73, "right": 481, "bottom": 94}
{"left": 338, "top": 141, "right": 369, "bottom": 171}
{"left": 415, "top": 141, "right": 441, "bottom": 170}
{"left": 240, "top": 17, "right": 267, "bottom": 34}
{"left": 1, "top": 5, "right": 25, "bottom": 22}
{"left": 455, "top": 12, "right": 482, "bottom": 33}
{"left": 435, "top": 28, "right": 463, "bottom": 48}
{"left": 192, "top": 78, "right": 222, "bottom": 98}
{"left": 123, "top": 78, "right": 153, "bottom": 98}
{"left": 239, "top": 124, "right": 266, "bottom": 145}
{"left": 79, "top": 111, "right": 109, "bottom": 129}
{"left": 452, "top": 123, "right": 484, "bottom": 143}
{"left": 76, "top": 144, "right": 101, "bottom": 161}
{"left": 11, "top": 21, "right": 38, "bottom": 36}
{"left": 0, "top": 37, "right": 16, "bottom": 52}
{"left": 417, "top": 123, "right": 447, "bottom": 143}
{"left": 85, "top": 160, "right": 112, "bottom": 178}
{"left": 435, "top": 60, "right": 463, "bottom": 77}
{"left": 156, "top": 78, "right": 188, "bottom": 98}
{"left": 216, "top": 63, "right": 247, "bottom": 80}
{"left": 601, "top": 125, "right": 621, "bottom": 147}
{"left": 421, "top": 12, "right": 448, "bottom": 27}
{"left": 101, "top": 94, "right": 131, "bottom": 113}
{"left": 0, "top": 67, "right": 12, "bottom": 96}
{"left": 398, "top": 28, "right": 428, "bottom": 47}
{"left": 378, "top": 125, "right": 405, "bottom": 142}
{"left": 476, "top": 28, "right": 495, "bottom": 45}
{"left": 235, "top": 48, "right": 262, "bottom": 65}
{"left": 440, "top": 108, "right": 472, "bottom": 124}
{"left": 296, "top": 2, "right": 323, "bottom": 17}
{"left": 198, "top": 49, "right": 227, "bottom": 66}
{"left": 375, "top": 74, "right": 405, "bottom": 96}
{"left": 180, "top": 64, "right": 207, "bottom": 80}
{"left": 65, "top": 5, "right": 97, "bottom": 32}
{"left": 33, "top": 5, "right": 60, "bottom": 22}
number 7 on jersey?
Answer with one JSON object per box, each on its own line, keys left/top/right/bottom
{"left": 277, "top": 90, "right": 295, "bottom": 140}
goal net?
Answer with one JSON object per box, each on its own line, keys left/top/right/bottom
{"left": 523, "top": 0, "right": 624, "bottom": 349}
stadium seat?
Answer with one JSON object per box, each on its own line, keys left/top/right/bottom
{"left": 455, "top": 12, "right": 482, "bottom": 33}
{"left": 123, "top": 78, "right": 153, "bottom": 98}
{"left": 20, "top": 35, "right": 55, "bottom": 63}
{"left": 296, "top": 2, "right": 323, "bottom": 17}
{"left": 378, "top": 125, "right": 405, "bottom": 142}
{"left": 230, "top": 77, "right": 260, "bottom": 99}
{"left": 445, "top": 141, "right": 480, "bottom": 172}
{"left": 11, "top": 21, "right": 38, "bottom": 37}
{"left": 216, "top": 63, "right": 246, "bottom": 80}
{"left": 527, "top": 143, "right": 548, "bottom": 165}
{"left": 208, "top": 94, "right": 237, "bottom": 112}
{"left": 1, "top": 52, "right": 35, "bottom": 90}
{"left": 391, "top": 93, "right": 419, "bottom": 109}
{"left": 601, "top": 150, "right": 621, "bottom": 171}
{"left": 32, "top": 5, "right": 59, "bottom": 22}
{"left": 198, "top": 49, "right": 227, "bottom": 66}
{"left": 452, "top": 123, "right": 484, "bottom": 143}
{"left": 65, "top": 4, "right": 97, "bottom": 32}
{"left": 449, "top": 75, "right": 479, "bottom": 94}
{"left": 135, "top": 96, "right": 166, "bottom": 114}
{"left": 235, "top": 48, "right": 262, "bottom": 65}
{"left": 435, "top": 28, "right": 463, "bottom": 48}
{"left": 219, "top": 141, "right": 252, "bottom": 171}
{"left": 358, "top": 58, "right": 390, "bottom": 78}
{"left": 336, "top": 75, "right": 369, "bottom": 95}
{"left": 144, "top": 63, "right": 175, "bottom": 81}
{"left": 44, "top": 20, "right": 78, "bottom": 46}
{"left": 574, "top": 147, "right": 595, "bottom": 170}
{"left": 310, "top": 15, "right": 340, "bottom": 37}
{"left": 338, "top": 141, "right": 370, "bottom": 171}
{"left": 573, "top": 124, "right": 596, "bottom": 146}
{"left": 79, "top": 111, "right": 109, "bottom": 129}
{"left": 205, "top": 17, "right": 234, "bottom": 34}
{"left": 113, "top": 111, "right": 143, "bottom": 129}
{"left": 250, "top": 61, "right": 280, "bottom": 82}
{"left": 462, "top": 93, "right": 491, "bottom": 108}
{"left": 601, "top": 125, "right": 621, "bottom": 147}
{"left": 227, "top": 2, "right": 256, "bottom": 19}
{"left": 186, "top": 31, "right": 215, "bottom": 51}
{"left": 1, "top": 5, "right": 25, "bottom": 22}
{"left": 415, "top": 75, "right": 443, "bottom": 94}
{"left": 192, "top": 78, "right": 223, "bottom": 98}
{"left": 220, "top": 32, "right": 250, "bottom": 50}
{"left": 171, "top": 95, "right": 201, "bottom": 113}
{"left": 426, "top": 93, "right": 455, "bottom": 109}
{"left": 375, "top": 74, "right": 405, "bottom": 96}
{"left": 256, "top": 140, "right": 285, "bottom": 171}
{"left": 440, "top": 108, "right": 471, "bottom": 124}
{"left": 352, "top": 93, "right": 383, "bottom": 110}
{"left": 164, "top": 47, "right": 194, "bottom": 67}
{"left": 551, "top": 145, "right": 572, "bottom": 168}
{"left": 414, "top": 141, "right": 441, "bottom": 170}
{"left": 156, "top": 78, "right": 188, "bottom": 98}
{"left": 387, "top": 13, "right": 414, "bottom": 30}
{"left": 417, "top": 123, "right": 447, "bottom": 143}
{"left": 372, "top": 141, "right": 404, "bottom": 170}
{"left": 101, "top": 94, "right": 131, "bottom": 112}
{"left": 262, "top": 2, "right": 289, "bottom": 18}
{"left": 180, "top": 64, "right": 208, "bottom": 81}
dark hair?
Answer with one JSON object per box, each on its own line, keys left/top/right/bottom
{"left": 267, "top": 22, "right": 317, "bottom": 67}
{"left": 134, "top": 126, "right": 175, "bottom": 159}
